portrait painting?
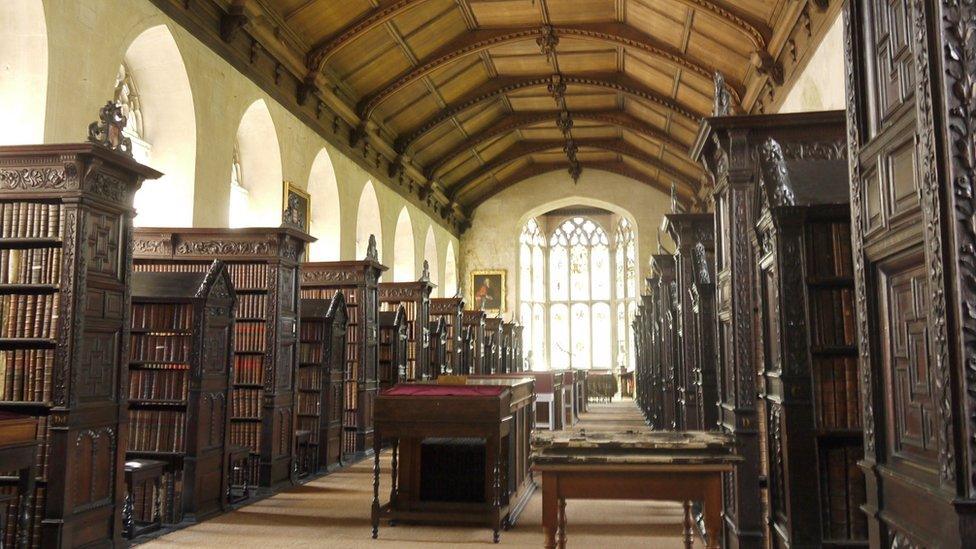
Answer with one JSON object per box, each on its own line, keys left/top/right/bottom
{"left": 281, "top": 181, "right": 311, "bottom": 233}
{"left": 470, "top": 270, "right": 505, "bottom": 314}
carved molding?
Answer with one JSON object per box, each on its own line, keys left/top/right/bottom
{"left": 175, "top": 239, "right": 273, "bottom": 256}
{"left": 0, "top": 164, "right": 77, "bottom": 191}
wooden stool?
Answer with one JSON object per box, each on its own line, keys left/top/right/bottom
{"left": 226, "top": 447, "right": 251, "bottom": 504}
{"left": 123, "top": 459, "right": 166, "bottom": 539}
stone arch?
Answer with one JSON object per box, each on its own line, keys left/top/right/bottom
{"left": 121, "top": 24, "right": 196, "bottom": 227}
{"left": 231, "top": 98, "right": 282, "bottom": 227}
{"left": 356, "top": 181, "right": 382, "bottom": 259}
{"left": 392, "top": 207, "right": 416, "bottom": 282}
{"left": 443, "top": 241, "right": 458, "bottom": 298}
{"left": 424, "top": 226, "right": 439, "bottom": 290}
{"left": 0, "top": 0, "right": 48, "bottom": 145}
{"left": 307, "top": 148, "right": 341, "bottom": 260}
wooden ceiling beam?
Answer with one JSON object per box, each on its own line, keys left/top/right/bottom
{"left": 668, "top": 0, "right": 770, "bottom": 49}
{"left": 394, "top": 72, "right": 704, "bottom": 154}
{"left": 464, "top": 160, "right": 694, "bottom": 210}
{"left": 425, "top": 109, "right": 693, "bottom": 179}
{"left": 445, "top": 138, "right": 698, "bottom": 200}
{"left": 356, "top": 23, "right": 743, "bottom": 119}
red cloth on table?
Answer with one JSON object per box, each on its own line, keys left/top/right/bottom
{"left": 381, "top": 384, "right": 506, "bottom": 397}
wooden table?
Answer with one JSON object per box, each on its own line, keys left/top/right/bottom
{"left": 532, "top": 430, "right": 740, "bottom": 549}
{"left": 123, "top": 459, "right": 167, "bottom": 539}
{"left": 0, "top": 412, "right": 38, "bottom": 549}
{"left": 372, "top": 378, "right": 536, "bottom": 543}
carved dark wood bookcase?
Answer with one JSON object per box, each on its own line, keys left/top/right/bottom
{"left": 0, "top": 129, "right": 160, "bottom": 546}
{"left": 650, "top": 254, "right": 679, "bottom": 430}
{"left": 461, "top": 310, "right": 486, "bottom": 375}
{"left": 298, "top": 291, "right": 347, "bottom": 474}
{"left": 429, "top": 297, "right": 463, "bottom": 376}
{"left": 132, "top": 226, "right": 313, "bottom": 489}
{"left": 640, "top": 278, "right": 663, "bottom": 429}
{"left": 664, "top": 213, "right": 716, "bottom": 431}
{"left": 378, "top": 262, "right": 433, "bottom": 382}
{"left": 428, "top": 317, "right": 447, "bottom": 378}
{"left": 127, "top": 260, "right": 236, "bottom": 523}
{"left": 689, "top": 237, "right": 718, "bottom": 431}
{"left": 694, "top": 109, "right": 851, "bottom": 549}
{"left": 749, "top": 119, "right": 867, "bottom": 547}
{"left": 299, "top": 237, "right": 385, "bottom": 459}
{"left": 843, "top": 2, "right": 976, "bottom": 546}
{"left": 511, "top": 324, "right": 524, "bottom": 373}
{"left": 377, "top": 307, "right": 407, "bottom": 391}
{"left": 483, "top": 317, "right": 503, "bottom": 375}
{"left": 501, "top": 322, "right": 515, "bottom": 374}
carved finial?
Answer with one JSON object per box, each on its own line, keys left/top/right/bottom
{"left": 88, "top": 101, "right": 133, "bottom": 156}
{"left": 712, "top": 72, "right": 733, "bottom": 117}
{"left": 281, "top": 188, "right": 307, "bottom": 230}
{"left": 547, "top": 74, "right": 567, "bottom": 104}
{"left": 568, "top": 161, "right": 582, "bottom": 183}
{"left": 670, "top": 181, "right": 678, "bottom": 214}
{"left": 751, "top": 51, "right": 784, "bottom": 85}
{"left": 421, "top": 259, "right": 430, "bottom": 282}
{"left": 759, "top": 138, "right": 795, "bottom": 207}
{"left": 693, "top": 242, "right": 711, "bottom": 285}
{"left": 366, "top": 234, "right": 378, "bottom": 262}
{"left": 657, "top": 228, "right": 664, "bottom": 254}
{"left": 537, "top": 25, "right": 559, "bottom": 61}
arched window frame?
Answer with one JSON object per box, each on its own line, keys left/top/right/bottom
{"left": 614, "top": 218, "right": 638, "bottom": 370}
{"left": 519, "top": 218, "right": 546, "bottom": 370}
{"left": 228, "top": 141, "right": 249, "bottom": 228}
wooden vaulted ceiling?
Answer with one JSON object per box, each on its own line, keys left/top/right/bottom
{"left": 201, "top": 0, "right": 840, "bottom": 229}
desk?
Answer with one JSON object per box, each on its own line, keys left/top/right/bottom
{"left": 532, "top": 430, "right": 740, "bottom": 549}
{"left": 470, "top": 372, "right": 564, "bottom": 430}
{"left": 372, "top": 378, "right": 535, "bottom": 542}
{"left": 0, "top": 412, "right": 37, "bottom": 549}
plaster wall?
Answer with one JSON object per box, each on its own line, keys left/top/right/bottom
{"left": 460, "top": 169, "right": 672, "bottom": 317}
{"left": 30, "top": 0, "right": 457, "bottom": 293}
{"left": 778, "top": 15, "right": 846, "bottom": 114}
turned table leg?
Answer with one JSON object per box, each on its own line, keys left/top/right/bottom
{"left": 683, "top": 500, "right": 694, "bottom": 549}
{"left": 557, "top": 498, "right": 567, "bottom": 549}
{"left": 542, "top": 474, "right": 557, "bottom": 549}
{"left": 704, "top": 476, "right": 723, "bottom": 549}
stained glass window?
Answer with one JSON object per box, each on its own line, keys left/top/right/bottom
{"left": 615, "top": 218, "right": 637, "bottom": 370}
{"left": 519, "top": 218, "right": 546, "bottom": 369}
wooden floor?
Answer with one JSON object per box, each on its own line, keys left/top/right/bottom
{"left": 139, "top": 399, "right": 698, "bottom": 548}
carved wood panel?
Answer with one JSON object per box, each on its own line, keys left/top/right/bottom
{"left": 871, "top": 0, "right": 915, "bottom": 130}
{"left": 878, "top": 254, "right": 938, "bottom": 475}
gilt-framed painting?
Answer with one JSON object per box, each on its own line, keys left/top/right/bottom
{"left": 470, "top": 270, "right": 506, "bottom": 315}
{"left": 281, "top": 181, "right": 311, "bottom": 233}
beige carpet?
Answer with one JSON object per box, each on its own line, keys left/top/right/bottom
{"left": 140, "top": 401, "right": 700, "bottom": 548}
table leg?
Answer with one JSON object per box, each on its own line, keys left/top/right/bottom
{"left": 542, "top": 474, "right": 557, "bottom": 549}
{"left": 371, "top": 434, "right": 381, "bottom": 539}
{"left": 557, "top": 498, "right": 567, "bottom": 549}
{"left": 493, "top": 436, "right": 502, "bottom": 543}
{"left": 683, "top": 501, "right": 694, "bottom": 549}
{"left": 704, "top": 477, "right": 723, "bottom": 549}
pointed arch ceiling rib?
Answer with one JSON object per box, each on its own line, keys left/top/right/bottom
{"left": 212, "top": 0, "right": 840, "bottom": 221}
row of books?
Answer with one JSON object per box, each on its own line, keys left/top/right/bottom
{"left": 0, "top": 201, "right": 62, "bottom": 240}
{"left": 130, "top": 470, "right": 184, "bottom": 524}
{"left": 0, "top": 348, "right": 53, "bottom": 402}
{"left": 1, "top": 247, "right": 62, "bottom": 285}
{"left": 819, "top": 443, "right": 868, "bottom": 541}
{"left": 225, "top": 263, "right": 269, "bottom": 289}
{"left": 128, "top": 409, "right": 187, "bottom": 452}
{"left": 131, "top": 333, "right": 191, "bottom": 363}
{"left": 299, "top": 342, "right": 324, "bottom": 364}
{"left": 807, "top": 222, "right": 853, "bottom": 279}
{"left": 810, "top": 287, "right": 856, "bottom": 348}
{"left": 131, "top": 303, "right": 194, "bottom": 331}
{"left": 128, "top": 367, "right": 188, "bottom": 401}
{"left": 234, "top": 355, "right": 263, "bottom": 385}
{"left": 230, "top": 421, "right": 261, "bottom": 451}
{"left": 235, "top": 322, "right": 266, "bottom": 353}
{"left": 296, "top": 392, "right": 321, "bottom": 416}
{"left": 0, "top": 484, "right": 46, "bottom": 548}
{"left": 0, "top": 293, "right": 60, "bottom": 339}
{"left": 296, "top": 415, "right": 321, "bottom": 444}
{"left": 297, "top": 365, "right": 322, "bottom": 391}
{"left": 299, "top": 321, "right": 325, "bottom": 341}
{"left": 237, "top": 293, "right": 267, "bottom": 319}
{"left": 231, "top": 388, "right": 261, "bottom": 419}
{"left": 815, "top": 357, "right": 861, "bottom": 431}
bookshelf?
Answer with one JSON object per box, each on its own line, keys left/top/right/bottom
{"left": 297, "top": 291, "right": 347, "bottom": 474}
{"left": 428, "top": 317, "right": 447, "bottom": 378}
{"left": 649, "top": 254, "right": 678, "bottom": 430}
{"left": 377, "top": 307, "right": 407, "bottom": 390}
{"left": 378, "top": 261, "right": 433, "bottom": 382}
{"left": 132, "top": 226, "right": 314, "bottom": 489}
{"left": 461, "top": 310, "right": 487, "bottom": 375}
{"left": 127, "top": 261, "right": 236, "bottom": 523}
{"left": 299, "top": 236, "right": 386, "bottom": 459}
{"left": 752, "top": 132, "right": 865, "bottom": 547}
{"left": 663, "top": 213, "right": 715, "bottom": 431}
{"left": 483, "top": 317, "right": 503, "bottom": 375}
{"left": 0, "top": 107, "right": 161, "bottom": 547}
{"left": 429, "top": 297, "right": 463, "bottom": 376}
{"left": 688, "top": 241, "right": 718, "bottom": 431}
